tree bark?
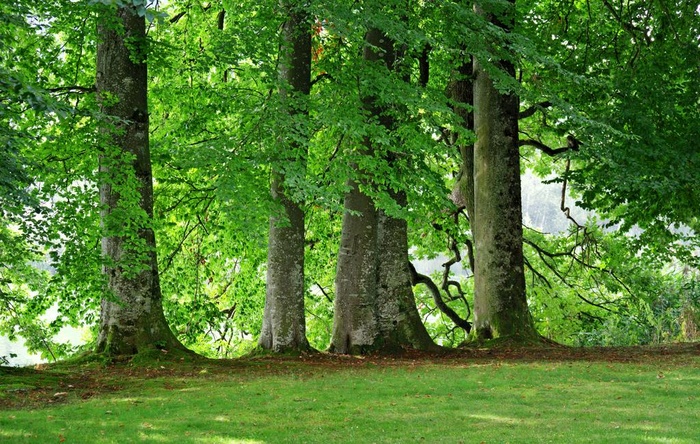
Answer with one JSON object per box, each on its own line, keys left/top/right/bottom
{"left": 259, "top": 1, "right": 312, "bottom": 352}
{"left": 470, "top": 0, "right": 537, "bottom": 341}
{"left": 377, "top": 191, "right": 437, "bottom": 351}
{"left": 95, "top": 5, "right": 185, "bottom": 356}
{"left": 331, "top": 177, "right": 380, "bottom": 354}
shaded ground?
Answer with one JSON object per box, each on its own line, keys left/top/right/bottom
{"left": 1, "top": 342, "right": 698, "bottom": 410}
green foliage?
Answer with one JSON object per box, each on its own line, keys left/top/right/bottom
{"left": 303, "top": 207, "right": 341, "bottom": 350}
{"left": 0, "top": 1, "right": 103, "bottom": 359}
{"left": 88, "top": 0, "right": 165, "bottom": 23}
{"left": 520, "top": 0, "right": 700, "bottom": 264}
{"left": 145, "top": 0, "right": 277, "bottom": 355}
{"left": 523, "top": 222, "right": 700, "bottom": 347}
{"left": 2, "top": 0, "right": 698, "bottom": 359}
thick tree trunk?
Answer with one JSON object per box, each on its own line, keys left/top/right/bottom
{"left": 376, "top": 191, "right": 437, "bottom": 351}
{"left": 260, "top": 177, "right": 310, "bottom": 352}
{"left": 470, "top": 0, "right": 537, "bottom": 341}
{"left": 331, "top": 27, "right": 436, "bottom": 354}
{"left": 259, "top": 1, "right": 312, "bottom": 352}
{"left": 95, "top": 6, "right": 184, "bottom": 355}
{"left": 331, "top": 178, "right": 380, "bottom": 354}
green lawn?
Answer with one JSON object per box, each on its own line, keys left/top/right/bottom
{"left": 1, "top": 350, "right": 699, "bottom": 443}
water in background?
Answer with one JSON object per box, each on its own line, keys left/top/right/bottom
{"left": 0, "top": 325, "right": 86, "bottom": 367}
{"left": 0, "top": 335, "right": 44, "bottom": 367}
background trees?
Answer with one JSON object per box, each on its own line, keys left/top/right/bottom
{"left": 1, "top": 0, "right": 698, "bottom": 361}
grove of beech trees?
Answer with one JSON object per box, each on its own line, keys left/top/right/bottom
{"left": 1, "top": 0, "right": 698, "bottom": 360}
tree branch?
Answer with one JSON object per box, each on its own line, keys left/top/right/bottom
{"left": 48, "top": 85, "right": 95, "bottom": 94}
{"left": 310, "top": 72, "right": 333, "bottom": 87}
{"left": 524, "top": 256, "right": 553, "bottom": 288}
{"left": 314, "top": 282, "right": 333, "bottom": 304}
{"left": 169, "top": 10, "right": 187, "bottom": 23}
{"left": 441, "top": 237, "right": 472, "bottom": 321}
{"left": 601, "top": 0, "right": 651, "bottom": 45}
{"left": 523, "top": 236, "right": 633, "bottom": 305}
{"left": 217, "top": 10, "right": 225, "bottom": 30}
{"left": 409, "top": 262, "right": 472, "bottom": 333}
{"left": 519, "top": 101, "right": 552, "bottom": 119}
{"left": 560, "top": 158, "right": 584, "bottom": 229}
{"left": 519, "top": 135, "right": 579, "bottom": 156}
{"left": 418, "top": 43, "right": 431, "bottom": 88}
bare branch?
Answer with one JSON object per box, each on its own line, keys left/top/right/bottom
{"left": 464, "top": 238, "right": 475, "bottom": 274}
{"left": 48, "top": 85, "right": 95, "bottom": 94}
{"left": 409, "top": 262, "right": 472, "bottom": 333}
{"left": 519, "top": 101, "right": 552, "bottom": 119}
{"left": 519, "top": 135, "right": 579, "bottom": 156}
{"left": 314, "top": 282, "right": 333, "bottom": 304}
{"left": 560, "top": 158, "right": 584, "bottom": 229}
{"left": 170, "top": 10, "right": 187, "bottom": 23}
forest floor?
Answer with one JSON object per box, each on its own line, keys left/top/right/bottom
{"left": 1, "top": 342, "right": 698, "bottom": 410}
{"left": 1, "top": 343, "right": 699, "bottom": 443}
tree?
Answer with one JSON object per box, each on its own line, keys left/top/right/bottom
{"left": 95, "top": 3, "right": 185, "bottom": 355}
{"left": 331, "top": 17, "right": 436, "bottom": 353}
{"left": 329, "top": 26, "right": 381, "bottom": 352}
{"left": 470, "top": 0, "right": 537, "bottom": 341}
{"left": 376, "top": 189, "right": 437, "bottom": 351}
{"left": 4, "top": 0, "right": 697, "bottom": 359}
{"left": 259, "top": 0, "right": 313, "bottom": 353}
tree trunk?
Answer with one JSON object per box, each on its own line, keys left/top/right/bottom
{"left": 331, "top": 27, "right": 436, "bottom": 354}
{"left": 377, "top": 191, "right": 437, "bottom": 351}
{"left": 259, "top": 1, "right": 312, "bottom": 352}
{"left": 448, "top": 58, "right": 475, "bottom": 222}
{"left": 470, "top": 0, "right": 537, "bottom": 341}
{"left": 331, "top": 177, "right": 380, "bottom": 354}
{"left": 95, "top": 5, "right": 185, "bottom": 356}
{"left": 259, "top": 176, "right": 310, "bottom": 352}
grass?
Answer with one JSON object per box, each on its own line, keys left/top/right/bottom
{"left": 1, "top": 347, "right": 699, "bottom": 443}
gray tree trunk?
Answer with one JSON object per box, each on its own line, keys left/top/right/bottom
{"left": 377, "top": 191, "right": 437, "bottom": 351}
{"left": 331, "top": 177, "right": 380, "bottom": 354}
{"left": 259, "top": 1, "right": 312, "bottom": 352}
{"left": 95, "top": 5, "right": 185, "bottom": 356}
{"left": 332, "top": 27, "right": 436, "bottom": 353}
{"left": 471, "top": 0, "right": 537, "bottom": 341}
